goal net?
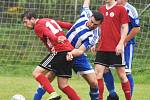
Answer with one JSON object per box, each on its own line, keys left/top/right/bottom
{"left": 0, "top": 0, "right": 150, "bottom": 73}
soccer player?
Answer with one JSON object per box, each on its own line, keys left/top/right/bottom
{"left": 21, "top": 11, "right": 80, "bottom": 100}
{"left": 94, "top": 0, "right": 132, "bottom": 100}
{"left": 103, "top": 0, "right": 140, "bottom": 99}
{"left": 33, "top": 0, "right": 104, "bottom": 99}
{"left": 65, "top": 0, "right": 104, "bottom": 100}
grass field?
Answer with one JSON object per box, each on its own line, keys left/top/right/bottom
{"left": 0, "top": 73, "right": 150, "bottom": 100}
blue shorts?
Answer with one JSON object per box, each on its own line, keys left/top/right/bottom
{"left": 124, "top": 43, "right": 134, "bottom": 73}
{"left": 73, "top": 54, "right": 94, "bottom": 75}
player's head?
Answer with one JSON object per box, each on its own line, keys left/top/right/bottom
{"left": 117, "top": 0, "right": 126, "bottom": 5}
{"left": 87, "top": 12, "right": 104, "bottom": 30}
{"left": 21, "top": 11, "right": 37, "bottom": 29}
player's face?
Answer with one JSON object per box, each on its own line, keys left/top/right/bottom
{"left": 22, "top": 17, "right": 34, "bottom": 29}
{"left": 88, "top": 17, "right": 101, "bottom": 30}
{"left": 117, "top": 0, "right": 124, "bottom": 5}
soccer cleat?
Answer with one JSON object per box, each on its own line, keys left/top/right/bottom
{"left": 107, "top": 94, "right": 119, "bottom": 100}
{"left": 48, "top": 95, "right": 61, "bottom": 100}
{"left": 47, "top": 92, "right": 61, "bottom": 100}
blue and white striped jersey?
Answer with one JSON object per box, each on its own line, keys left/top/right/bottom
{"left": 66, "top": 7, "right": 100, "bottom": 50}
{"left": 125, "top": 2, "right": 140, "bottom": 44}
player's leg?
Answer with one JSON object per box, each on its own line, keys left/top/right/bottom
{"left": 51, "top": 51, "right": 80, "bottom": 100}
{"left": 33, "top": 71, "right": 56, "bottom": 100}
{"left": 95, "top": 51, "right": 113, "bottom": 100}
{"left": 110, "top": 52, "right": 131, "bottom": 100}
{"left": 32, "top": 53, "right": 60, "bottom": 99}
{"left": 32, "top": 66, "right": 56, "bottom": 94}
{"left": 82, "top": 73, "right": 99, "bottom": 100}
{"left": 103, "top": 69, "right": 119, "bottom": 100}
{"left": 95, "top": 64, "right": 105, "bottom": 100}
{"left": 33, "top": 85, "right": 46, "bottom": 100}
{"left": 125, "top": 44, "right": 134, "bottom": 96}
{"left": 57, "top": 77, "right": 80, "bottom": 100}
{"left": 126, "top": 73, "right": 134, "bottom": 96}
{"left": 116, "top": 67, "right": 131, "bottom": 100}
{"left": 73, "top": 54, "right": 99, "bottom": 100}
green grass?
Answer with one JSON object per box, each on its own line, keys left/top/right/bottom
{"left": 0, "top": 74, "right": 150, "bottom": 100}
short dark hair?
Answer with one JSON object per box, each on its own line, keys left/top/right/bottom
{"left": 92, "top": 12, "right": 104, "bottom": 23}
{"left": 21, "top": 11, "right": 37, "bottom": 20}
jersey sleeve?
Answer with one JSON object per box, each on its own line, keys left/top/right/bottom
{"left": 128, "top": 9, "right": 140, "bottom": 27}
{"left": 56, "top": 20, "right": 73, "bottom": 30}
{"left": 120, "top": 7, "right": 129, "bottom": 24}
{"left": 82, "top": 28, "right": 100, "bottom": 50}
{"left": 80, "top": 7, "right": 93, "bottom": 19}
{"left": 130, "top": 17, "right": 140, "bottom": 27}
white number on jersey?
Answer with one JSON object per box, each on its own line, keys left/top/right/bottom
{"left": 46, "top": 20, "right": 62, "bottom": 34}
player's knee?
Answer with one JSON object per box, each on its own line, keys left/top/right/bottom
{"left": 96, "top": 73, "right": 103, "bottom": 79}
{"left": 89, "top": 81, "right": 98, "bottom": 88}
{"left": 32, "top": 66, "right": 41, "bottom": 78}
{"left": 58, "top": 83, "right": 68, "bottom": 90}
{"left": 118, "top": 74, "right": 128, "bottom": 83}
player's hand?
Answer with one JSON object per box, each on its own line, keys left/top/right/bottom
{"left": 115, "top": 43, "right": 124, "bottom": 55}
{"left": 51, "top": 47, "right": 55, "bottom": 53}
{"left": 124, "top": 38, "right": 128, "bottom": 47}
{"left": 66, "top": 52, "right": 73, "bottom": 61}
{"left": 90, "top": 45, "right": 96, "bottom": 55}
{"left": 57, "top": 36, "right": 66, "bottom": 43}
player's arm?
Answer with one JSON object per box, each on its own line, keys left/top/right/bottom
{"left": 116, "top": 6, "right": 129, "bottom": 55}
{"left": 56, "top": 20, "right": 73, "bottom": 30}
{"left": 125, "top": 27, "right": 140, "bottom": 43}
{"left": 70, "top": 44, "right": 86, "bottom": 57}
{"left": 125, "top": 15, "right": 140, "bottom": 43}
{"left": 70, "top": 28, "right": 100, "bottom": 57}
{"left": 116, "top": 23, "right": 128, "bottom": 55}
{"left": 39, "top": 38, "right": 53, "bottom": 52}
{"left": 120, "top": 23, "right": 129, "bottom": 44}
{"left": 125, "top": 6, "right": 140, "bottom": 43}
{"left": 83, "top": 0, "right": 90, "bottom": 8}
{"left": 66, "top": 44, "right": 86, "bottom": 61}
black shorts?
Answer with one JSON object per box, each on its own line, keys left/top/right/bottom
{"left": 94, "top": 51, "right": 125, "bottom": 67}
{"left": 39, "top": 51, "right": 73, "bottom": 78}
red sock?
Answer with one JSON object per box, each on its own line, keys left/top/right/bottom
{"left": 62, "top": 85, "right": 80, "bottom": 100}
{"left": 97, "top": 79, "right": 104, "bottom": 100}
{"left": 122, "top": 81, "right": 132, "bottom": 100}
{"left": 36, "top": 73, "right": 55, "bottom": 94}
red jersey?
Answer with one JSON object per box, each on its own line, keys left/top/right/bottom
{"left": 34, "top": 18, "right": 74, "bottom": 52}
{"left": 97, "top": 3, "right": 129, "bottom": 52}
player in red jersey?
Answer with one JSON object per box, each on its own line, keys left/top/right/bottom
{"left": 21, "top": 11, "right": 80, "bottom": 100}
{"left": 94, "top": 0, "right": 131, "bottom": 100}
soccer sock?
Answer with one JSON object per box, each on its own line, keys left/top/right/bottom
{"left": 89, "top": 87, "right": 99, "bottom": 100}
{"left": 97, "top": 79, "right": 104, "bottom": 100}
{"left": 33, "top": 85, "right": 46, "bottom": 100}
{"left": 62, "top": 85, "right": 80, "bottom": 100}
{"left": 103, "top": 70, "right": 117, "bottom": 97}
{"left": 36, "top": 73, "right": 55, "bottom": 94}
{"left": 127, "top": 74, "right": 134, "bottom": 96}
{"left": 121, "top": 81, "right": 131, "bottom": 100}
